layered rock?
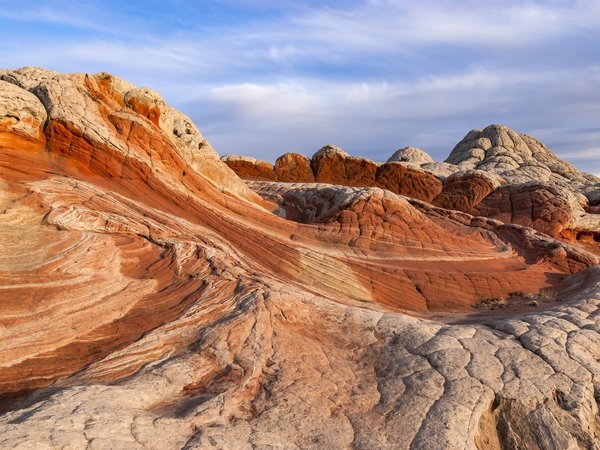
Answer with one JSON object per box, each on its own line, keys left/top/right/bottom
{"left": 221, "top": 154, "right": 277, "bottom": 181}
{"left": 0, "top": 66, "right": 262, "bottom": 205}
{"left": 1, "top": 68, "right": 600, "bottom": 450}
{"left": 0, "top": 79, "right": 46, "bottom": 151}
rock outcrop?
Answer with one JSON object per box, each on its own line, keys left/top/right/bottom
{"left": 1, "top": 68, "right": 600, "bottom": 450}
{"left": 387, "top": 146, "right": 434, "bottom": 165}
{"left": 374, "top": 162, "right": 443, "bottom": 202}
{"left": 221, "top": 154, "right": 277, "bottom": 181}
{"left": 474, "top": 183, "right": 573, "bottom": 238}
{"left": 432, "top": 170, "right": 504, "bottom": 213}
{"left": 224, "top": 124, "right": 600, "bottom": 245}
{"left": 0, "top": 79, "right": 47, "bottom": 151}
{"left": 447, "top": 124, "right": 600, "bottom": 194}
{"left": 311, "top": 144, "right": 380, "bottom": 186}
{"left": 273, "top": 152, "right": 315, "bottom": 182}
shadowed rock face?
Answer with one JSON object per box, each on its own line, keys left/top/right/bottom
{"left": 433, "top": 170, "right": 504, "bottom": 213}
{"left": 1, "top": 68, "right": 600, "bottom": 449}
{"left": 374, "top": 162, "right": 443, "bottom": 202}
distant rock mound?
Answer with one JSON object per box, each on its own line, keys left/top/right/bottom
{"left": 374, "top": 162, "right": 443, "bottom": 202}
{"left": 274, "top": 152, "right": 314, "bottom": 182}
{"left": 225, "top": 125, "right": 600, "bottom": 244}
{"left": 221, "top": 154, "right": 276, "bottom": 181}
{"left": 446, "top": 124, "right": 599, "bottom": 193}
{"left": 311, "top": 144, "right": 379, "bottom": 186}
{"left": 387, "top": 146, "right": 434, "bottom": 165}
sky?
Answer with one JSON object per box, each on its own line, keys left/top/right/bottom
{"left": 2, "top": 0, "right": 600, "bottom": 174}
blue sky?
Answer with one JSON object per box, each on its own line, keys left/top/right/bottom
{"left": 2, "top": 0, "right": 600, "bottom": 174}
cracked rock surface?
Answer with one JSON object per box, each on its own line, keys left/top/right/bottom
{"left": 1, "top": 68, "right": 600, "bottom": 449}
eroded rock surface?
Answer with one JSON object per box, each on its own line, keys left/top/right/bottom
{"left": 433, "top": 170, "right": 505, "bottom": 213}
{"left": 1, "top": 68, "right": 599, "bottom": 450}
{"left": 221, "top": 154, "right": 277, "bottom": 181}
{"left": 374, "top": 162, "right": 443, "bottom": 202}
{"left": 274, "top": 152, "right": 315, "bottom": 182}
{"left": 387, "top": 146, "right": 434, "bottom": 165}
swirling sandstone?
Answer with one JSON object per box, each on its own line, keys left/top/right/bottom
{"left": 1, "top": 68, "right": 599, "bottom": 449}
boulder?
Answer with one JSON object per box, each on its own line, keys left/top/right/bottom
{"left": 375, "top": 162, "right": 443, "bottom": 202}
{"left": 474, "top": 182, "right": 573, "bottom": 238}
{"left": 0, "top": 80, "right": 47, "bottom": 151}
{"left": 432, "top": 170, "right": 504, "bottom": 213}
{"left": 273, "top": 152, "right": 315, "bottom": 182}
{"left": 221, "top": 155, "right": 277, "bottom": 181}
{"left": 311, "top": 145, "right": 378, "bottom": 186}
{"left": 386, "top": 146, "right": 434, "bottom": 165}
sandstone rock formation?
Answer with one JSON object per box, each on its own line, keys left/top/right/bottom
{"left": 225, "top": 124, "right": 600, "bottom": 245}
{"left": 221, "top": 154, "right": 277, "bottom": 181}
{"left": 447, "top": 124, "right": 600, "bottom": 195}
{"left": 274, "top": 152, "right": 315, "bottom": 182}
{"left": 474, "top": 182, "right": 573, "bottom": 238}
{"left": 387, "top": 146, "right": 434, "bottom": 165}
{"left": 374, "top": 162, "right": 443, "bottom": 202}
{"left": 432, "top": 170, "right": 504, "bottom": 213}
{"left": 1, "top": 68, "right": 600, "bottom": 450}
{"left": 311, "top": 144, "right": 380, "bottom": 186}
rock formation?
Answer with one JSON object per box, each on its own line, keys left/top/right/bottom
{"left": 221, "top": 154, "right": 277, "bottom": 181}
{"left": 274, "top": 152, "right": 315, "bottom": 182}
{"left": 432, "top": 170, "right": 504, "bottom": 213}
{"left": 446, "top": 124, "right": 599, "bottom": 195}
{"left": 374, "top": 162, "right": 443, "bottom": 202}
{"left": 225, "top": 124, "right": 600, "bottom": 245}
{"left": 387, "top": 146, "right": 434, "bottom": 165}
{"left": 311, "top": 144, "right": 380, "bottom": 186}
{"left": 1, "top": 68, "right": 600, "bottom": 449}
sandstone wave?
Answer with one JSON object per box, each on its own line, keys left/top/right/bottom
{"left": 1, "top": 68, "right": 600, "bottom": 449}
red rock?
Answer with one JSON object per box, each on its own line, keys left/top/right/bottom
{"left": 221, "top": 155, "right": 277, "bottom": 181}
{"left": 311, "top": 145, "right": 378, "bottom": 186}
{"left": 2, "top": 68, "right": 600, "bottom": 450}
{"left": 432, "top": 170, "right": 503, "bottom": 213}
{"left": 474, "top": 183, "right": 572, "bottom": 238}
{"left": 273, "top": 152, "right": 314, "bottom": 182}
{"left": 374, "top": 162, "right": 443, "bottom": 202}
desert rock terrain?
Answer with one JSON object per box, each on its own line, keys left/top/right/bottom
{"left": 1, "top": 67, "right": 600, "bottom": 449}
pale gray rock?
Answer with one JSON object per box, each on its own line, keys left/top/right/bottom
{"left": 0, "top": 79, "right": 47, "bottom": 141}
{"left": 4, "top": 270, "right": 600, "bottom": 449}
{"left": 387, "top": 146, "right": 434, "bottom": 165}
{"left": 311, "top": 144, "right": 350, "bottom": 161}
{"left": 446, "top": 124, "right": 600, "bottom": 193}
{"left": 124, "top": 86, "right": 220, "bottom": 163}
